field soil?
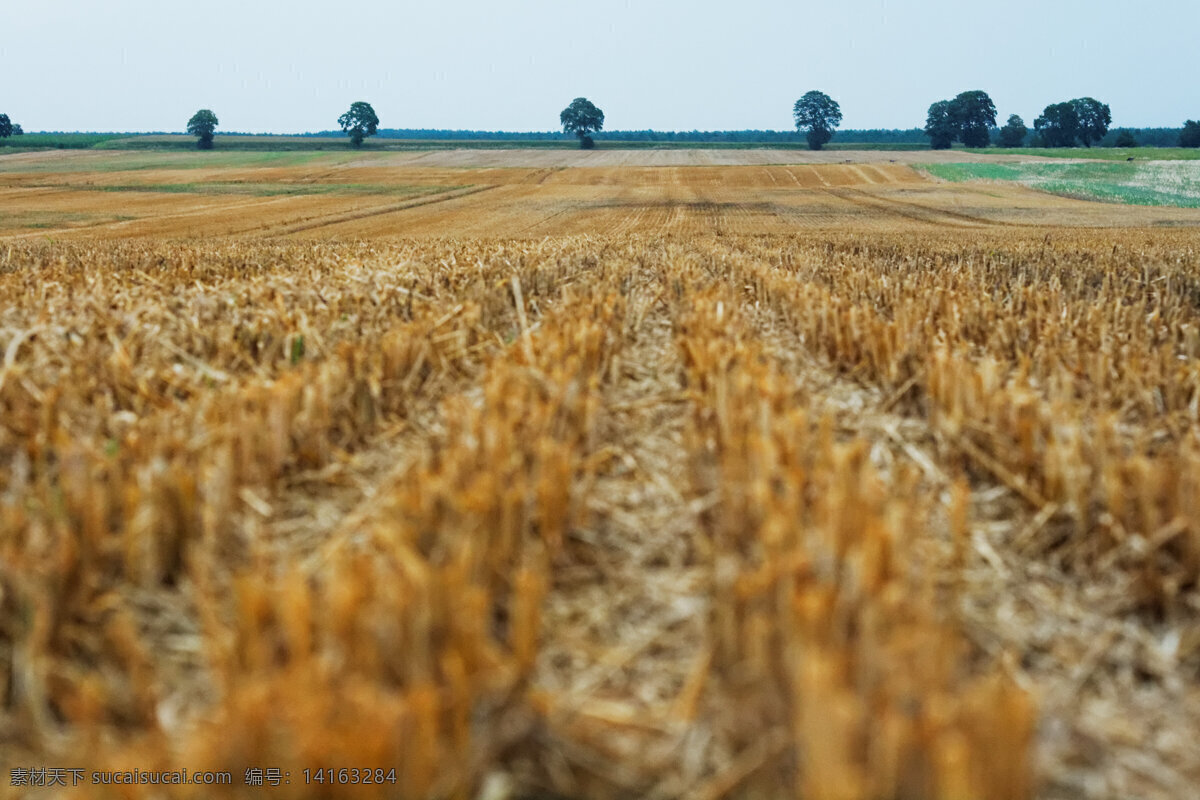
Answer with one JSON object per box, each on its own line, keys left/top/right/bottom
{"left": 1, "top": 150, "right": 1199, "bottom": 800}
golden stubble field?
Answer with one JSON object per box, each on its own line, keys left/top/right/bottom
{"left": 2, "top": 149, "right": 1200, "bottom": 800}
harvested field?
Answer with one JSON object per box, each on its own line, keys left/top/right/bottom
{"left": 1, "top": 151, "right": 1200, "bottom": 800}
{"left": 0, "top": 148, "right": 1078, "bottom": 175}
{"left": 5, "top": 152, "right": 1200, "bottom": 240}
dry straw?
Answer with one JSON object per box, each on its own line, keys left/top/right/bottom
{"left": 1, "top": 231, "right": 1198, "bottom": 798}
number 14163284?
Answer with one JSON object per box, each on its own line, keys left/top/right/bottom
{"left": 304, "top": 768, "right": 397, "bottom": 785}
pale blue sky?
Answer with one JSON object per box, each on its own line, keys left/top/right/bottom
{"left": 4, "top": 0, "right": 1197, "bottom": 133}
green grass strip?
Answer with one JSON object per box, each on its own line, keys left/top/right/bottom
{"left": 924, "top": 161, "right": 1200, "bottom": 208}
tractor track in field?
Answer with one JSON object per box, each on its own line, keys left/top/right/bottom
{"left": 822, "top": 186, "right": 1010, "bottom": 228}
{"left": 513, "top": 264, "right": 715, "bottom": 797}
{"left": 264, "top": 184, "right": 501, "bottom": 236}
{"left": 0, "top": 193, "right": 307, "bottom": 240}
{"left": 510, "top": 201, "right": 593, "bottom": 236}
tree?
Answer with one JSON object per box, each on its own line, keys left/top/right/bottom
{"left": 1071, "top": 97, "right": 1111, "bottom": 147}
{"left": 1034, "top": 102, "right": 1080, "bottom": 148}
{"left": 1114, "top": 129, "right": 1138, "bottom": 148}
{"left": 560, "top": 97, "right": 605, "bottom": 149}
{"left": 338, "top": 101, "right": 379, "bottom": 147}
{"left": 792, "top": 90, "right": 843, "bottom": 151}
{"left": 1180, "top": 120, "right": 1200, "bottom": 148}
{"left": 0, "top": 114, "right": 11, "bottom": 139}
{"left": 924, "top": 101, "right": 957, "bottom": 150}
{"left": 950, "top": 90, "right": 997, "bottom": 147}
{"left": 998, "top": 114, "right": 1028, "bottom": 147}
{"left": 186, "top": 109, "right": 219, "bottom": 150}
{"left": 12, "top": 124, "right": 22, "bottom": 135}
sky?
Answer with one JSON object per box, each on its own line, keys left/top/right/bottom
{"left": 3, "top": 0, "right": 1197, "bottom": 134}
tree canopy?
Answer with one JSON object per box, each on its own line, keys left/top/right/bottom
{"left": 951, "top": 90, "right": 997, "bottom": 147}
{"left": 998, "top": 114, "right": 1028, "bottom": 147}
{"left": 792, "top": 90, "right": 843, "bottom": 151}
{"left": 1072, "top": 98, "right": 1111, "bottom": 147}
{"left": 1179, "top": 120, "right": 1200, "bottom": 148}
{"left": 560, "top": 98, "right": 605, "bottom": 149}
{"left": 338, "top": 101, "right": 380, "bottom": 147}
{"left": 923, "top": 91, "right": 996, "bottom": 149}
{"left": 186, "top": 109, "right": 219, "bottom": 150}
{"left": 0, "top": 114, "right": 11, "bottom": 139}
{"left": 1034, "top": 102, "right": 1081, "bottom": 148}
{"left": 1114, "top": 129, "right": 1138, "bottom": 148}
{"left": 924, "top": 101, "right": 957, "bottom": 150}
{"left": 1029, "top": 98, "right": 1112, "bottom": 148}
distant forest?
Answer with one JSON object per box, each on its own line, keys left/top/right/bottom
{"left": 306, "top": 128, "right": 928, "bottom": 143}
{"left": 307, "top": 127, "right": 1187, "bottom": 147}
{"left": 5, "top": 127, "right": 1188, "bottom": 150}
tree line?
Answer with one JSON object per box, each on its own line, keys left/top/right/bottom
{"left": 306, "top": 128, "right": 930, "bottom": 144}
{"left": 922, "top": 92, "right": 1115, "bottom": 149}
{"left": 4, "top": 102, "right": 1198, "bottom": 151}
{"left": 794, "top": 91, "right": 1198, "bottom": 151}
{"left": 0, "top": 115, "right": 25, "bottom": 138}
{"left": 182, "top": 100, "right": 607, "bottom": 150}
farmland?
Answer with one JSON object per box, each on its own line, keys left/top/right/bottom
{"left": 2, "top": 148, "right": 1200, "bottom": 800}
{"left": 925, "top": 160, "right": 1200, "bottom": 208}
{"left": 5, "top": 149, "right": 1200, "bottom": 241}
